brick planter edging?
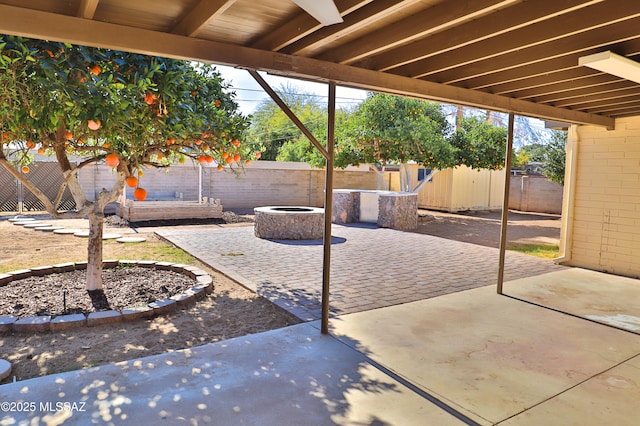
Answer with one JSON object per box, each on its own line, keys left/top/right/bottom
{"left": 0, "top": 260, "right": 214, "bottom": 333}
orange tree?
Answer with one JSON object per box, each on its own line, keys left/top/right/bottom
{"left": 336, "top": 93, "right": 453, "bottom": 190}
{"left": 0, "top": 35, "right": 250, "bottom": 291}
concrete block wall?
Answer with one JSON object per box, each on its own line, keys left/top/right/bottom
{"left": 509, "top": 175, "right": 563, "bottom": 215}
{"left": 564, "top": 117, "right": 640, "bottom": 278}
{"left": 77, "top": 161, "right": 380, "bottom": 210}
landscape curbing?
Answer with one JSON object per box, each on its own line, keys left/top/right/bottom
{"left": 0, "top": 260, "right": 214, "bottom": 333}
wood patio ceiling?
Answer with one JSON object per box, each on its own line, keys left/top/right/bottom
{"left": 0, "top": 0, "right": 638, "bottom": 129}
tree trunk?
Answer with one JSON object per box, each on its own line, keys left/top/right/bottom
{"left": 86, "top": 213, "right": 104, "bottom": 291}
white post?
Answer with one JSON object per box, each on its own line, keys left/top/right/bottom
{"left": 198, "top": 163, "right": 203, "bottom": 204}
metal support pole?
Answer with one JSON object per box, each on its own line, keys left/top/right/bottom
{"left": 497, "top": 112, "right": 515, "bottom": 294}
{"left": 321, "top": 82, "right": 336, "bottom": 335}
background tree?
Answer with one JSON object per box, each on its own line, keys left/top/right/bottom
{"left": 338, "top": 93, "right": 452, "bottom": 190}
{"left": 245, "top": 84, "right": 328, "bottom": 162}
{"left": 0, "top": 36, "right": 250, "bottom": 291}
{"left": 450, "top": 116, "right": 507, "bottom": 171}
{"left": 542, "top": 130, "right": 567, "bottom": 185}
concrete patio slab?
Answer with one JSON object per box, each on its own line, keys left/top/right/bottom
{"left": 0, "top": 323, "right": 464, "bottom": 425}
{"left": 504, "top": 268, "right": 640, "bottom": 333}
{"left": 501, "top": 355, "right": 640, "bottom": 426}
{"left": 327, "top": 285, "right": 640, "bottom": 425}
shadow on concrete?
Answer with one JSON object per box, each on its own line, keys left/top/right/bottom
{"left": 267, "top": 236, "right": 347, "bottom": 246}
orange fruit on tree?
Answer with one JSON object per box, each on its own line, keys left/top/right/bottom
{"left": 105, "top": 153, "right": 119, "bottom": 167}
{"left": 37, "top": 147, "right": 45, "bottom": 155}
{"left": 64, "top": 131, "right": 73, "bottom": 140}
{"left": 88, "top": 119, "right": 101, "bottom": 130}
{"left": 205, "top": 155, "right": 213, "bottom": 163}
{"left": 138, "top": 170, "right": 144, "bottom": 177}
{"left": 215, "top": 100, "right": 221, "bottom": 107}
{"left": 21, "top": 166, "right": 30, "bottom": 174}
{"left": 225, "top": 156, "right": 233, "bottom": 164}
{"left": 198, "top": 155, "right": 207, "bottom": 163}
{"left": 244, "top": 160, "right": 251, "bottom": 166}
{"left": 133, "top": 187, "right": 147, "bottom": 201}
{"left": 255, "top": 152, "right": 262, "bottom": 159}
{"left": 144, "top": 92, "right": 156, "bottom": 105}
{"left": 233, "top": 154, "right": 241, "bottom": 162}
{"left": 89, "top": 65, "right": 101, "bottom": 76}
{"left": 126, "top": 176, "right": 138, "bottom": 188}
{"left": 217, "top": 164, "right": 224, "bottom": 171}
{"left": 221, "top": 152, "right": 229, "bottom": 159}
{"left": 26, "top": 140, "right": 35, "bottom": 149}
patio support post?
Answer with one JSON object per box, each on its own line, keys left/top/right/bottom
{"left": 247, "top": 68, "right": 335, "bottom": 334}
{"left": 322, "top": 81, "right": 336, "bottom": 334}
{"left": 497, "top": 112, "right": 515, "bottom": 294}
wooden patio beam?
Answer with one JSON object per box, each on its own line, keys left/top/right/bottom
{"left": 172, "top": 0, "right": 236, "bottom": 37}
{"left": 0, "top": 4, "right": 614, "bottom": 129}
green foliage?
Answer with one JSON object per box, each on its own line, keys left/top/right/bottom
{"left": 511, "top": 132, "right": 566, "bottom": 184}
{"left": 0, "top": 35, "right": 251, "bottom": 175}
{"left": 338, "top": 93, "right": 453, "bottom": 169}
{"left": 512, "top": 143, "right": 546, "bottom": 170}
{"left": 451, "top": 116, "right": 507, "bottom": 170}
{"left": 245, "top": 84, "right": 327, "bottom": 163}
{"left": 245, "top": 90, "right": 510, "bottom": 172}
{"left": 543, "top": 131, "right": 567, "bottom": 185}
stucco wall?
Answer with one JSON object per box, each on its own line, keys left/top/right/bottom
{"left": 563, "top": 117, "right": 640, "bottom": 278}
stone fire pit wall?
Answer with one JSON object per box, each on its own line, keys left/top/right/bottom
{"left": 254, "top": 206, "right": 324, "bottom": 240}
{"left": 332, "top": 190, "right": 418, "bottom": 231}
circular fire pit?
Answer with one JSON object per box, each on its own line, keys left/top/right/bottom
{"left": 254, "top": 206, "right": 324, "bottom": 240}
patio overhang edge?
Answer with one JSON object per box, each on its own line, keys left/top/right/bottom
{"left": 0, "top": 4, "right": 615, "bottom": 130}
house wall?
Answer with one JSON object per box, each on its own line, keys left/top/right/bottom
{"left": 563, "top": 117, "right": 640, "bottom": 278}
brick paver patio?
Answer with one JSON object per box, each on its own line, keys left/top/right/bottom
{"left": 156, "top": 223, "right": 565, "bottom": 320}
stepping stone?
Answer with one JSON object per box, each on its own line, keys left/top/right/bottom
{"left": 24, "top": 222, "right": 51, "bottom": 228}
{"left": 116, "top": 236, "right": 146, "bottom": 243}
{"left": 8, "top": 217, "right": 35, "bottom": 222}
{"left": 0, "top": 359, "right": 10, "bottom": 381}
{"left": 35, "top": 226, "right": 65, "bottom": 232}
{"left": 74, "top": 231, "right": 122, "bottom": 240}
{"left": 13, "top": 221, "right": 40, "bottom": 226}
{"left": 102, "top": 233, "right": 122, "bottom": 240}
{"left": 54, "top": 228, "right": 84, "bottom": 235}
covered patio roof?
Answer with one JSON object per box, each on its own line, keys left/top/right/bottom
{"left": 1, "top": 0, "right": 639, "bottom": 129}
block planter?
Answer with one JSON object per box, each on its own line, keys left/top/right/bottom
{"left": 332, "top": 190, "right": 418, "bottom": 230}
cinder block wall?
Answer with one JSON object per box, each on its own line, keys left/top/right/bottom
{"left": 78, "top": 161, "right": 380, "bottom": 209}
{"left": 566, "top": 117, "right": 640, "bottom": 278}
{"left": 509, "top": 175, "right": 563, "bottom": 214}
